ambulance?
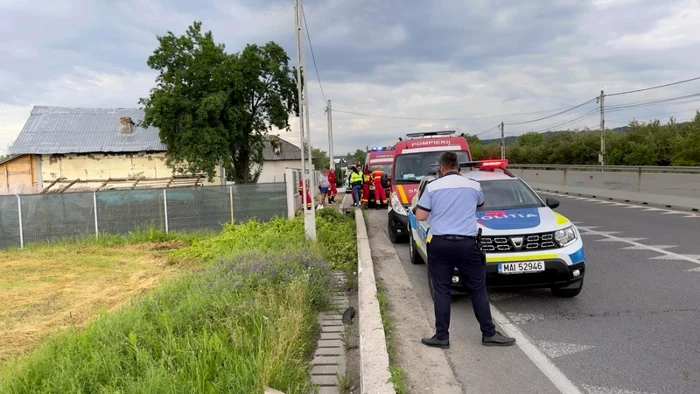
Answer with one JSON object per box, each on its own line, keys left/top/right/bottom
{"left": 364, "top": 146, "right": 395, "bottom": 207}
{"left": 386, "top": 131, "right": 471, "bottom": 243}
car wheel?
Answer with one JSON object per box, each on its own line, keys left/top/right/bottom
{"left": 388, "top": 220, "right": 400, "bottom": 244}
{"left": 409, "top": 230, "right": 425, "bottom": 265}
{"left": 552, "top": 278, "right": 584, "bottom": 298}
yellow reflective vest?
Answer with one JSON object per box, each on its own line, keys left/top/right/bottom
{"left": 350, "top": 172, "right": 363, "bottom": 184}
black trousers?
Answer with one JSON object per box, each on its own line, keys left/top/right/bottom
{"left": 428, "top": 236, "right": 496, "bottom": 340}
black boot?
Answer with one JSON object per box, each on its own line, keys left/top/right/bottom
{"left": 421, "top": 335, "right": 449, "bottom": 349}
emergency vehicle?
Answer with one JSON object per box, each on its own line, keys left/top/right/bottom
{"left": 386, "top": 131, "right": 471, "bottom": 243}
{"left": 407, "top": 159, "right": 586, "bottom": 298}
{"left": 364, "top": 146, "right": 395, "bottom": 207}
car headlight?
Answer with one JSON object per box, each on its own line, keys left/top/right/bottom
{"left": 554, "top": 226, "right": 577, "bottom": 247}
{"left": 391, "top": 193, "right": 407, "bottom": 216}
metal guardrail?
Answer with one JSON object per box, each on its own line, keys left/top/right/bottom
{"left": 508, "top": 164, "right": 700, "bottom": 174}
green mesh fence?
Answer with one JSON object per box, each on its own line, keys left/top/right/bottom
{"left": 0, "top": 183, "right": 288, "bottom": 249}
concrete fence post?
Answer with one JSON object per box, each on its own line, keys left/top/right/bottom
{"left": 284, "top": 168, "right": 295, "bottom": 219}
{"left": 15, "top": 194, "right": 23, "bottom": 249}
{"left": 163, "top": 189, "right": 169, "bottom": 233}
{"left": 93, "top": 191, "right": 99, "bottom": 239}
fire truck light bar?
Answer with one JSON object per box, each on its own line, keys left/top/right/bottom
{"left": 406, "top": 130, "right": 456, "bottom": 138}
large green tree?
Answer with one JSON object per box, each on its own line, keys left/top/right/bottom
{"left": 139, "top": 22, "right": 298, "bottom": 183}
{"left": 312, "top": 147, "right": 330, "bottom": 170}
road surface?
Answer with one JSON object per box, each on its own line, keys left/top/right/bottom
{"left": 369, "top": 193, "right": 700, "bottom": 394}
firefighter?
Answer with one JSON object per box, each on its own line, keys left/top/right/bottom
{"left": 327, "top": 168, "right": 337, "bottom": 204}
{"left": 361, "top": 167, "right": 371, "bottom": 206}
{"left": 298, "top": 177, "right": 312, "bottom": 210}
{"left": 372, "top": 166, "right": 388, "bottom": 209}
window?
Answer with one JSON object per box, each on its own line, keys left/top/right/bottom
{"left": 477, "top": 179, "right": 544, "bottom": 210}
{"left": 393, "top": 151, "right": 469, "bottom": 183}
{"left": 368, "top": 163, "right": 392, "bottom": 174}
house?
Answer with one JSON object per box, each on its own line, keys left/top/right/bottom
{"left": 3, "top": 106, "right": 301, "bottom": 195}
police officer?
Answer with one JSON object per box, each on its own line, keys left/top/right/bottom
{"left": 413, "top": 151, "right": 515, "bottom": 348}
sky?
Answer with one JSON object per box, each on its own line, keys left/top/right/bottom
{"left": 2, "top": 0, "right": 700, "bottom": 157}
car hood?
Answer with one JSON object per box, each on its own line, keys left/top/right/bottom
{"left": 476, "top": 207, "right": 571, "bottom": 235}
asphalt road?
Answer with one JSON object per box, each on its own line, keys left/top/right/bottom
{"left": 371, "top": 193, "right": 700, "bottom": 394}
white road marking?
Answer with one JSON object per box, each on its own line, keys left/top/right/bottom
{"left": 650, "top": 254, "right": 700, "bottom": 260}
{"left": 582, "top": 384, "right": 656, "bottom": 394}
{"left": 504, "top": 312, "right": 547, "bottom": 325}
{"left": 537, "top": 341, "right": 594, "bottom": 358}
{"left": 579, "top": 227, "right": 700, "bottom": 266}
{"left": 488, "top": 292, "right": 521, "bottom": 301}
{"left": 491, "top": 307, "right": 583, "bottom": 394}
{"left": 591, "top": 231, "right": 622, "bottom": 237}
{"left": 683, "top": 214, "right": 700, "bottom": 218}
{"left": 596, "top": 237, "right": 647, "bottom": 243}
{"left": 661, "top": 211, "right": 688, "bottom": 215}
{"left": 641, "top": 208, "right": 666, "bottom": 212}
{"left": 686, "top": 267, "right": 700, "bottom": 272}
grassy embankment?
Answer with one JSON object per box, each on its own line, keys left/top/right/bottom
{"left": 0, "top": 209, "right": 356, "bottom": 394}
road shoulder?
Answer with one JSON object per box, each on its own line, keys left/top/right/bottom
{"left": 367, "top": 209, "right": 464, "bottom": 394}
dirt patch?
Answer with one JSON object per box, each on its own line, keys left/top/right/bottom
{"left": 342, "top": 285, "right": 361, "bottom": 393}
{"left": 133, "top": 241, "right": 188, "bottom": 251}
{"left": 0, "top": 244, "right": 182, "bottom": 363}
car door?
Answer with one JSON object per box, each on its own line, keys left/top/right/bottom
{"left": 411, "top": 178, "right": 431, "bottom": 259}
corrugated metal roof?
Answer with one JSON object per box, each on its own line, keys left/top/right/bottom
{"left": 10, "top": 106, "right": 166, "bottom": 154}
{"left": 10, "top": 106, "right": 301, "bottom": 161}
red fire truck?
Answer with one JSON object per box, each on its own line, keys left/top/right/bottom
{"left": 385, "top": 131, "right": 472, "bottom": 243}
{"left": 363, "top": 146, "right": 395, "bottom": 208}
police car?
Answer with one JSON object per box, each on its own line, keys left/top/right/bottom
{"left": 407, "top": 159, "right": 585, "bottom": 298}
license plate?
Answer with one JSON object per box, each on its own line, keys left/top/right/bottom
{"left": 498, "top": 261, "right": 545, "bottom": 275}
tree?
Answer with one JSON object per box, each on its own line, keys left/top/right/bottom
{"left": 347, "top": 149, "right": 365, "bottom": 166}
{"left": 312, "top": 147, "right": 330, "bottom": 170}
{"left": 0, "top": 140, "right": 14, "bottom": 161}
{"left": 139, "top": 21, "right": 298, "bottom": 183}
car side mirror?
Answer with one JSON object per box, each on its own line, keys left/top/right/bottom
{"left": 545, "top": 197, "right": 560, "bottom": 209}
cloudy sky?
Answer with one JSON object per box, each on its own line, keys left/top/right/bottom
{"left": 2, "top": 0, "right": 700, "bottom": 157}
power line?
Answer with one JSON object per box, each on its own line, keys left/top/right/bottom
{"left": 503, "top": 97, "right": 598, "bottom": 126}
{"left": 300, "top": 4, "right": 327, "bottom": 102}
{"left": 606, "top": 76, "right": 700, "bottom": 97}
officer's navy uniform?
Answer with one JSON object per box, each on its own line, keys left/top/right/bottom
{"left": 417, "top": 170, "right": 497, "bottom": 340}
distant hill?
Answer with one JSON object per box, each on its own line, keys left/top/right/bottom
{"left": 479, "top": 124, "right": 651, "bottom": 145}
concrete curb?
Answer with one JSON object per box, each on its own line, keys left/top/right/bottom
{"left": 355, "top": 209, "right": 395, "bottom": 394}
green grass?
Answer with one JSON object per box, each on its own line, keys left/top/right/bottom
{"left": 376, "top": 280, "right": 409, "bottom": 394}
{"left": 0, "top": 209, "right": 357, "bottom": 394}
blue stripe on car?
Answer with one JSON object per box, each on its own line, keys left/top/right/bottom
{"left": 568, "top": 247, "right": 585, "bottom": 264}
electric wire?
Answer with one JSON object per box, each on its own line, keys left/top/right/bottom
{"left": 300, "top": 4, "right": 327, "bottom": 103}
{"left": 606, "top": 76, "right": 700, "bottom": 97}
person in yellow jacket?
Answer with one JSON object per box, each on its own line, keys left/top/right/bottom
{"left": 349, "top": 166, "right": 363, "bottom": 207}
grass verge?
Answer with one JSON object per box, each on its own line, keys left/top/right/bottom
{"left": 0, "top": 209, "right": 356, "bottom": 394}
{"left": 376, "top": 280, "right": 409, "bottom": 394}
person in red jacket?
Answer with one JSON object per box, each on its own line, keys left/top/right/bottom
{"left": 298, "top": 178, "right": 312, "bottom": 210}
{"left": 327, "top": 168, "right": 337, "bottom": 204}
{"left": 361, "top": 168, "right": 371, "bottom": 206}
{"left": 372, "top": 166, "right": 388, "bottom": 208}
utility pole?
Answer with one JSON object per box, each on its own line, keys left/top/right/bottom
{"left": 598, "top": 89, "right": 605, "bottom": 166}
{"left": 326, "top": 99, "right": 334, "bottom": 170}
{"left": 294, "top": 0, "right": 316, "bottom": 240}
{"left": 500, "top": 122, "right": 505, "bottom": 159}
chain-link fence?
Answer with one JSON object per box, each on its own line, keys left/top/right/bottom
{"left": 0, "top": 183, "right": 287, "bottom": 249}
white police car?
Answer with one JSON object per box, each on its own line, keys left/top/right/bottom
{"left": 407, "top": 160, "right": 585, "bottom": 298}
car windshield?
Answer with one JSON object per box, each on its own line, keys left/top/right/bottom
{"left": 476, "top": 179, "right": 544, "bottom": 210}
{"left": 393, "top": 151, "right": 469, "bottom": 183}
{"left": 369, "top": 163, "right": 392, "bottom": 174}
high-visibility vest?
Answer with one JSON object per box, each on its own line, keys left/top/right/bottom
{"left": 372, "top": 169, "right": 385, "bottom": 183}
{"left": 363, "top": 174, "right": 371, "bottom": 183}
{"left": 350, "top": 172, "right": 363, "bottom": 184}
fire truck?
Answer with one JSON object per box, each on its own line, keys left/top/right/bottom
{"left": 363, "top": 146, "right": 395, "bottom": 208}
{"left": 385, "top": 131, "right": 472, "bottom": 243}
